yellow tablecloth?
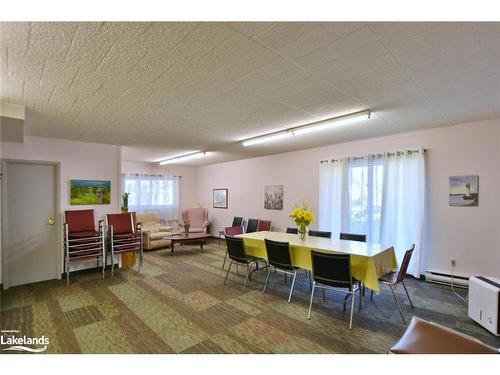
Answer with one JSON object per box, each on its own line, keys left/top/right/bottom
{"left": 235, "top": 231, "right": 398, "bottom": 293}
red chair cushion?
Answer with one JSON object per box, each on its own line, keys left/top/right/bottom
{"left": 257, "top": 220, "right": 272, "bottom": 231}
{"left": 107, "top": 213, "right": 134, "bottom": 235}
{"left": 225, "top": 225, "right": 244, "bottom": 236}
{"left": 68, "top": 230, "right": 99, "bottom": 238}
{"left": 65, "top": 210, "right": 95, "bottom": 233}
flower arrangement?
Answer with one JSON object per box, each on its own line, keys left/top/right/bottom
{"left": 290, "top": 202, "right": 315, "bottom": 240}
{"left": 121, "top": 192, "right": 130, "bottom": 212}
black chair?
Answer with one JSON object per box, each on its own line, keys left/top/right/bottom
{"left": 224, "top": 236, "right": 261, "bottom": 291}
{"left": 309, "top": 230, "right": 332, "bottom": 238}
{"left": 339, "top": 232, "right": 366, "bottom": 242}
{"left": 232, "top": 216, "right": 244, "bottom": 226}
{"left": 371, "top": 244, "right": 415, "bottom": 324}
{"left": 308, "top": 251, "right": 361, "bottom": 329}
{"left": 286, "top": 227, "right": 298, "bottom": 234}
{"left": 246, "top": 218, "right": 259, "bottom": 233}
{"left": 263, "top": 239, "right": 300, "bottom": 302}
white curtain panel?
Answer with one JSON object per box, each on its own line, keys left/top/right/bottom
{"left": 319, "top": 149, "right": 426, "bottom": 277}
{"left": 380, "top": 150, "right": 425, "bottom": 277}
{"left": 318, "top": 160, "right": 344, "bottom": 238}
{"left": 123, "top": 174, "right": 180, "bottom": 221}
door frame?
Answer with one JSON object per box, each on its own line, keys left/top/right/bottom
{"left": 1, "top": 159, "right": 62, "bottom": 289}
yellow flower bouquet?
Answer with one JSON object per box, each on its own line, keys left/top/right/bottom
{"left": 290, "top": 203, "right": 315, "bottom": 239}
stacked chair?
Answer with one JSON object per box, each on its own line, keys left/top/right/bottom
{"left": 63, "top": 209, "right": 105, "bottom": 285}
{"left": 106, "top": 212, "right": 143, "bottom": 276}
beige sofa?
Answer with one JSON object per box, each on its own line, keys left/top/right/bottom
{"left": 135, "top": 212, "right": 173, "bottom": 250}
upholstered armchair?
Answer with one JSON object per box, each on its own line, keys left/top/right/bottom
{"left": 180, "top": 208, "right": 209, "bottom": 233}
{"left": 136, "top": 211, "right": 173, "bottom": 250}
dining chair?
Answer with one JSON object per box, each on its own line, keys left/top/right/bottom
{"left": 339, "top": 232, "right": 366, "bottom": 242}
{"left": 371, "top": 244, "right": 415, "bottom": 324}
{"left": 263, "top": 239, "right": 301, "bottom": 302}
{"left": 257, "top": 220, "right": 272, "bottom": 231}
{"left": 308, "top": 251, "right": 361, "bottom": 329}
{"left": 218, "top": 217, "right": 244, "bottom": 247}
{"left": 106, "top": 212, "right": 143, "bottom": 277}
{"left": 309, "top": 230, "right": 332, "bottom": 238}
{"left": 246, "top": 218, "right": 260, "bottom": 233}
{"left": 222, "top": 225, "right": 245, "bottom": 269}
{"left": 286, "top": 227, "right": 298, "bottom": 234}
{"left": 224, "top": 236, "right": 261, "bottom": 291}
{"left": 64, "top": 209, "right": 106, "bottom": 285}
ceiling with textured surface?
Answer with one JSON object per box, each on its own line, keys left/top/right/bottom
{"left": 1, "top": 22, "right": 499, "bottom": 165}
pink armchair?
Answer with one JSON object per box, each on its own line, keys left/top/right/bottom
{"left": 180, "top": 208, "right": 209, "bottom": 233}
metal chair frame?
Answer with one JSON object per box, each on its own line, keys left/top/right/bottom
{"left": 63, "top": 220, "right": 106, "bottom": 285}
{"left": 263, "top": 265, "right": 299, "bottom": 303}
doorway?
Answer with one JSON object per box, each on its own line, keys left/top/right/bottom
{"left": 2, "top": 160, "right": 60, "bottom": 289}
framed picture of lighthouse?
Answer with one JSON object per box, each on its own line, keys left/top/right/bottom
{"left": 449, "top": 175, "right": 479, "bottom": 206}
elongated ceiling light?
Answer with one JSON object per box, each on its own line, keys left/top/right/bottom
{"left": 241, "top": 110, "right": 371, "bottom": 147}
{"left": 159, "top": 151, "right": 206, "bottom": 165}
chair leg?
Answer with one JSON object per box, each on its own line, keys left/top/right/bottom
{"left": 242, "top": 264, "right": 251, "bottom": 291}
{"left": 401, "top": 280, "right": 414, "bottom": 308}
{"left": 263, "top": 266, "right": 272, "bottom": 293}
{"left": 358, "top": 285, "right": 362, "bottom": 311}
{"left": 102, "top": 256, "right": 105, "bottom": 279}
{"left": 389, "top": 284, "right": 406, "bottom": 324}
{"left": 307, "top": 270, "right": 312, "bottom": 291}
{"left": 288, "top": 271, "right": 297, "bottom": 303}
{"left": 222, "top": 250, "right": 228, "bottom": 270}
{"left": 370, "top": 290, "right": 374, "bottom": 299}
{"left": 66, "top": 260, "right": 70, "bottom": 285}
{"left": 349, "top": 291, "right": 355, "bottom": 330}
{"left": 224, "top": 261, "right": 233, "bottom": 285}
{"left": 307, "top": 282, "right": 316, "bottom": 319}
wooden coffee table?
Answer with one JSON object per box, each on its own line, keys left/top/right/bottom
{"left": 163, "top": 232, "right": 211, "bottom": 255}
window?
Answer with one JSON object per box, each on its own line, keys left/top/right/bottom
{"left": 122, "top": 174, "right": 180, "bottom": 220}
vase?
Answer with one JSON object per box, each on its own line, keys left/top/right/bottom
{"left": 298, "top": 225, "right": 308, "bottom": 240}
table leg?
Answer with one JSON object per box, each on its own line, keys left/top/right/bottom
{"left": 170, "top": 241, "right": 175, "bottom": 256}
{"left": 200, "top": 240, "right": 205, "bottom": 252}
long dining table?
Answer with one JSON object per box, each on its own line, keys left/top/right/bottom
{"left": 234, "top": 231, "right": 398, "bottom": 293}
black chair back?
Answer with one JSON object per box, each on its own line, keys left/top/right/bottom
{"left": 339, "top": 232, "right": 366, "bottom": 242}
{"left": 225, "top": 236, "right": 248, "bottom": 264}
{"left": 264, "top": 239, "right": 294, "bottom": 271}
{"left": 232, "top": 216, "right": 243, "bottom": 226}
{"left": 246, "top": 218, "right": 259, "bottom": 233}
{"left": 311, "top": 251, "right": 353, "bottom": 289}
{"left": 397, "top": 244, "right": 415, "bottom": 283}
{"left": 286, "top": 227, "right": 298, "bottom": 234}
{"left": 309, "top": 230, "right": 332, "bottom": 238}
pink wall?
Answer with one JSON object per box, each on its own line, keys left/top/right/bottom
{"left": 196, "top": 119, "right": 500, "bottom": 278}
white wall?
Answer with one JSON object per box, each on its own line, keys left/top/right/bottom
{"left": 121, "top": 160, "right": 197, "bottom": 212}
{"left": 196, "top": 119, "right": 500, "bottom": 278}
{"left": 1, "top": 136, "right": 121, "bottom": 282}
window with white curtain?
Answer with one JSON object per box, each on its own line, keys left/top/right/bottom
{"left": 123, "top": 174, "right": 180, "bottom": 221}
{"left": 319, "top": 150, "right": 425, "bottom": 277}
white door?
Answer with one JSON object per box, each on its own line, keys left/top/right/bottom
{"left": 3, "top": 161, "right": 58, "bottom": 289}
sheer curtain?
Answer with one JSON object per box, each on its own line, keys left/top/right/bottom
{"left": 319, "top": 149, "right": 426, "bottom": 276}
{"left": 123, "top": 174, "right": 180, "bottom": 221}
{"left": 380, "top": 150, "right": 425, "bottom": 277}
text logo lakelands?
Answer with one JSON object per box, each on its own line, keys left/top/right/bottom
{"left": 1, "top": 329, "right": 49, "bottom": 353}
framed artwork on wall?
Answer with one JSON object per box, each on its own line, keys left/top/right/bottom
{"left": 449, "top": 175, "right": 479, "bottom": 206}
{"left": 70, "top": 179, "right": 111, "bottom": 205}
{"left": 213, "top": 188, "right": 228, "bottom": 209}
{"left": 264, "top": 184, "right": 284, "bottom": 210}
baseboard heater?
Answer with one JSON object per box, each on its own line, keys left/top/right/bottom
{"left": 424, "top": 271, "right": 469, "bottom": 288}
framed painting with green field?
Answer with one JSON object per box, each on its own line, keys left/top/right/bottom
{"left": 70, "top": 179, "right": 111, "bottom": 205}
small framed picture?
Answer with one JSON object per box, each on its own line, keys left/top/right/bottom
{"left": 213, "top": 188, "right": 228, "bottom": 209}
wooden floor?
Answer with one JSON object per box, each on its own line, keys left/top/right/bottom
{"left": 1, "top": 240, "right": 498, "bottom": 353}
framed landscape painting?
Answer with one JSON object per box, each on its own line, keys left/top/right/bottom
{"left": 264, "top": 184, "right": 284, "bottom": 210}
{"left": 213, "top": 188, "right": 228, "bottom": 209}
{"left": 449, "top": 175, "right": 479, "bottom": 207}
{"left": 70, "top": 180, "right": 111, "bottom": 205}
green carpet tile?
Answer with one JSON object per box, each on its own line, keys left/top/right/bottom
{"left": 1, "top": 240, "right": 499, "bottom": 353}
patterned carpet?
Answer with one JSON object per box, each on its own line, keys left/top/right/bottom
{"left": 1, "top": 240, "right": 499, "bottom": 353}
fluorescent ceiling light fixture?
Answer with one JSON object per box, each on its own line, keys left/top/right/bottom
{"left": 159, "top": 151, "right": 206, "bottom": 165}
{"left": 241, "top": 110, "right": 371, "bottom": 147}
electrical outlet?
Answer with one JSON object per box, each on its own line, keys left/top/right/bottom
{"left": 450, "top": 258, "right": 456, "bottom": 267}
